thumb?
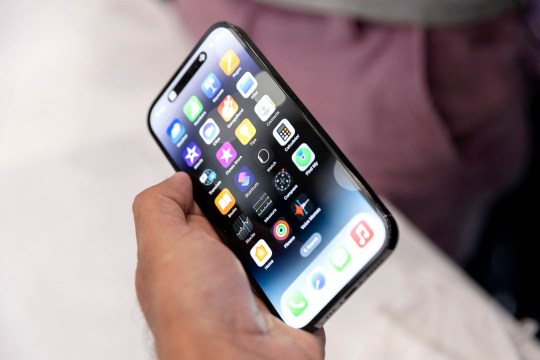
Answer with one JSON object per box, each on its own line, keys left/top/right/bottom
{"left": 132, "top": 172, "right": 194, "bottom": 263}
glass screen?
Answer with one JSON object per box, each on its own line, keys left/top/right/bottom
{"left": 149, "top": 25, "right": 390, "bottom": 328}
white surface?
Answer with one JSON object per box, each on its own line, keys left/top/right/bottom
{"left": 1, "top": 0, "right": 539, "bottom": 359}
{"left": 0, "top": 0, "right": 187, "bottom": 358}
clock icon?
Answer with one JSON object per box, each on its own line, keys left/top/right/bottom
{"left": 273, "top": 169, "right": 293, "bottom": 193}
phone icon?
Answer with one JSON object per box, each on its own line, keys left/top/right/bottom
{"left": 214, "top": 188, "right": 235, "bottom": 215}
{"left": 183, "top": 96, "right": 203, "bottom": 122}
{"left": 236, "top": 72, "right": 257, "bottom": 98}
{"left": 286, "top": 291, "right": 308, "bottom": 317}
{"left": 254, "top": 95, "right": 276, "bottom": 122}
{"left": 219, "top": 49, "right": 240, "bottom": 76}
{"left": 167, "top": 119, "right": 185, "bottom": 144}
{"left": 235, "top": 118, "right": 256, "bottom": 145}
{"left": 218, "top": 95, "right": 239, "bottom": 122}
{"left": 250, "top": 239, "right": 272, "bottom": 267}
{"left": 272, "top": 119, "right": 295, "bottom": 146}
{"left": 201, "top": 73, "right": 221, "bottom": 99}
{"left": 292, "top": 143, "right": 315, "bottom": 172}
{"left": 351, "top": 220, "right": 374, "bottom": 248}
{"left": 199, "top": 118, "right": 220, "bottom": 144}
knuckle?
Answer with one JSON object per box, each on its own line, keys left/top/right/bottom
{"left": 132, "top": 189, "right": 153, "bottom": 215}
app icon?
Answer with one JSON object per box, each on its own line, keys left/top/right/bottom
{"left": 236, "top": 72, "right": 257, "bottom": 98}
{"left": 183, "top": 96, "right": 203, "bottom": 122}
{"left": 167, "top": 119, "right": 185, "bottom": 144}
{"left": 291, "top": 194, "right": 314, "bottom": 221}
{"left": 219, "top": 49, "right": 240, "bottom": 76}
{"left": 250, "top": 239, "right": 272, "bottom": 267}
{"left": 273, "top": 119, "right": 295, "bottom": 146}
{"left": 201, "top": 73, "right": 221, "bottom": 99}
{"left": 235, "top": 118, "right": 256, "bottom": 145}
{"left": 272, "top": 219, "right": 290, "bottom": 241}
{"left": 182, "top": 141, "right": 202, "bottom": 167}
{"left": 330, "top": 245, "right": 351, "bottom": 272}
{"left": 233, "top": 214, "right": 254, "bottom": 241}
{"left": 199, "top": 169, "right": 217, "bottom": 186}
{"left": 215, "top": 188, "right": 235, "bottom": 215}
{"left": 252, "top": 192, "right": 273, "bottom": 217}
{"left": 199, "top": 118, "right": 220, "bottom": 145}
{"left": 234, "top": 166, "right": 255, "bottom": 192}
{"left": 216, "top": 141, "right": 237, "bottom": 168}
{"left": 292, "top": 143, "right": 316, "bottom": 172}
{"left": 309, "top": 268, "right": 326, "bottom": 291}
{"left": 218, "top": 95, "right": 239, "bottom": 122}
{"left": 351, "top": 220, "right": 374, "bottom": 248}
{"left": 254, "top": 95, "right": 276, "bottom": 122}
{"left": 287, "top": 291, "right": 308, "bottom": 317}
{"left": 272, "top": 168, "right": 293, "bottom": 193}
{"left": 255, "top": 145, "right": 274, "bottom": 168}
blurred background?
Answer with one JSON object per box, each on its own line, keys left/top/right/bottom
{"left": 1, "top": 0, "right": 539, "bottom": 358}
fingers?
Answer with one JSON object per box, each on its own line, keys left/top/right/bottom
{"left": 254, "top": 297, "right": 326, "bottom": 354}
{"left": 132, "top": 172, "right": 194, "bottom": 260}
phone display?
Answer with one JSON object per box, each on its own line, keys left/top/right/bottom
{"left": 148, "top": 22, "right": 397, "bottom": 330}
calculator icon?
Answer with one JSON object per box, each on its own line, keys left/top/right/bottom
{"left": 272, "top": 119, "right": 296, "bottom": 146}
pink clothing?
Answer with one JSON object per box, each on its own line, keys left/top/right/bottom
{"left": 174, "top": 0, "right": 529, "bottom": 263}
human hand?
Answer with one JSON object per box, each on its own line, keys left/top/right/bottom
{"left": 133, "top": 172, "right": 325, "bottom": 359}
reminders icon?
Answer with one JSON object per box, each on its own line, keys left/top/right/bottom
{"left": 236, "top": 72, "right": 257, "bottom": 98}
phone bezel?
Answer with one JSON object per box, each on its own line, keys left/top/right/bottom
{"left": 147, "top": 21, "right": 398, "bottom": 332}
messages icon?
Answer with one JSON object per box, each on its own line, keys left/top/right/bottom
{"left": 330, "top": 245, "right": 351, "bottom": 272}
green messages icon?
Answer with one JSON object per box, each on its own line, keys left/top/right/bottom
{"left": 330, "top": 245, "right": 351, "bottom": 272}
{"left": 287, "top": 291, "right": 308, "bottom": 317}
{"left": 183, "top": 96, "right": 203, "bottom": 122}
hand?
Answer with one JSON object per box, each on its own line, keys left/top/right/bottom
{"left": 133, "top": 172, "right": 325, "bottom": 359}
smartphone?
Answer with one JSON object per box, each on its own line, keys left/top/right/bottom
{"left": 147, "top": 22, "right": 398, "bottom": 331}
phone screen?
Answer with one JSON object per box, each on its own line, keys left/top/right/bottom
{"left": 148, "top": 24, "right": 396, "bottom": 329}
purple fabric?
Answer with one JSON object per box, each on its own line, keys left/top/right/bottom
{"left": 174, "top": 0, "right": 529, "bottom": 263}
{"left": 526, "top": 1, "right": 540, "bottom": 76}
